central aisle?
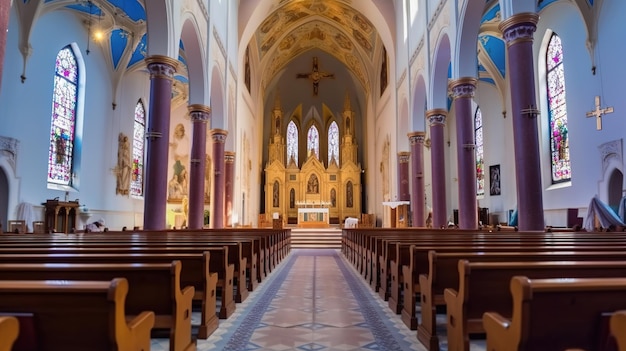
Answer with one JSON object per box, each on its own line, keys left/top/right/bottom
{"left": 191, "top": 249, "right": 425, "bottom": 351}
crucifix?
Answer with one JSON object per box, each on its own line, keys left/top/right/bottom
{"left": 296, "top": 57, "right": 335, "bottom": 96}
{"left": 586, "top": 95, "right": 614, "bottom": 130}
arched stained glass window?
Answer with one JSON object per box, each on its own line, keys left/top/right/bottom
{"left": 130, "top": 100, "right": 146, "bottom": 196}
{"left": 307, "top": 125, "right": 319, "bottom": 159}
{"left": 48, "top": 46, "right": 79, "bottom": 186}
{"left": 547, "top": 33, "right": 571, "bottom": 183}
{"left": 286, "top": 121, "right": 298, "bottom": 165}
{"left": 328, "top": 121, "right": 339, "bottom": 165}
{"left": 475, "top": 107, "right": 485, "bottom": 196}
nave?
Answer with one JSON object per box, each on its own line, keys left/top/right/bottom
{"left": 151, "top": 249, "right": 482, "bottom": 351}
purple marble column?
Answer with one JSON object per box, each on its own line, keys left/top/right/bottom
{"left": 143, "top": 55, "right": 178, "bottom": 230}
{"left": 427, "top": 109, "right": 448, "bottom": 228}
{"left": 500, "top": 13, "right": 545, "bottom": 231}
{"left": 408, "top": 131, "right": 426, "bottom": 227}
{"left": 211, "top": 129, "right": 228, "bottom": 229}
{"left": 187, "top": 104, "right": 211, "bottom": 229}
{"left": 450, "top": 77, "right": 478, "bottom": 230}
{"left": 224, "top": 151, "right": 235, "bottom": 227}
{"left": 0, "top": 0, "right": 10, "bottom": 92}
{"left": 397, "top": 152, "right": 410, "bottom": 202}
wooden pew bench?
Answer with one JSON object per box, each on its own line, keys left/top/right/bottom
{"left": 0, "top": 250, "right": 227, "bottom": 339}
{"left": 418, "top": 250, "right": 626, "bottom": 351}
{"left": 0, "top": 316, "right": 18, "bottom": 351}
{"left": 0, "top": 261, "right": 195, "bottom": 351}
{"left": 611, "top": 310, "right": 626, "bottom": 351}
{"left": 0, "top": 278, "right": 154, "bottom": 351}
{"left": 483, "top": 276, "right": 626, "bottom": 351}
{"left": 445, "top": 260, "right": 626, "bottom": 351}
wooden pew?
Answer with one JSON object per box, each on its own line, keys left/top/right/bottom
{"left": 0, "top": 316, "right": 18, "bottom": 351}
{"left": 0, "top": 261, "right": 195, "bottom": 351}
{"left": 611, "top": 310, "right": 626, "bottom": 351}
{"left": 0, "top": 278, "right": 154, "bottom": 351}
{"left": 483, "top": 276, "right": 626, "bottom": 351}
{"left": 444, "top": 260, "right": 626, "bottom": 351}
{"left": 0, "top": 251, "right": 227, "bottom": 338}
{"left": 418, "top": 250, "right": 626, "bottom": 351}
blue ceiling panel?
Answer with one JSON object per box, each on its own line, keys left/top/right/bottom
{"left": 110, "top": 28, "right": 128, "bottom": 69}
{"left": 538, "top": 0, "right": 559, "bottom": 11}
{"left": 127, "top": 33, "right": 147, "bottom": 68}
{"left": 175, "top": 75, "right": 189, "bottom": 84}
{"left": 479, "top": 77, "right": 496, "bottom": 85}
{"left": 481, "top": 3, "right": 500, "bottom": 24}
{"left": 479, "top": 34, "right": 506, "bottom": 78}
{"left": 106, "top": 0, "right": 145, "bottom": 22}
{"left": 65, "top": 3, "right": 103, "bottom": 16}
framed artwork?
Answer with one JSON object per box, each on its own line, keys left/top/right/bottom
{"left": 490, "top": 165, "right": 501, "bottom": 196}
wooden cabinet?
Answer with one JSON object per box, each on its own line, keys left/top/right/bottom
{"left": 44, "top": 200, "right": 79, "bottom": 233}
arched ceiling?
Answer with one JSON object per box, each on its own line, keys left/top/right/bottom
{"left": 252, "top": 0, "right": 385, "bottom": 95}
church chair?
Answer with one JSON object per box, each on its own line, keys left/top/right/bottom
{"left": 7, "top": 220, "right": 26, "bottom": 234}
{"left": 32, "top": 221, "right": 45, "bottom": 234}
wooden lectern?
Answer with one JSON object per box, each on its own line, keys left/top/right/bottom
{"left": 44, "top": 200, "right": 80, "bottom": 233}
{"left": 382, "top": 201, "right": 411, "bottom": 228}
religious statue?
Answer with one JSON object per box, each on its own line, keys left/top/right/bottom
{"left": 346, "top": 181, "right": 353, "bottom": 208}
{"left": 331, "top": 188, "right": 336, "bottom": 207}
{"left": 273, "top": 181, "right": 280, "bottom": 207}
{"left": 307, "top": 174, "right": 319, "bottom": 193}
{"left": 169, "top": 123, "right": 190, "bottom": 201}
{"left": 290, "top": 188, "right": 295, "bottom": 208}
{"left": 116, "top": 132, "right": 131, "bottom": 196}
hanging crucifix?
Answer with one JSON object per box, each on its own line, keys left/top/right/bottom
{"left": 586, "top": 95, "right": 614, "bottom": 130}
{"left": 296, "top": 57, "right": 335, "bottom": 96}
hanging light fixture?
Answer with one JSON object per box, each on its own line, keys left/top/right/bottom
{"left": 86, "top": 0, "right": 93, "bottom": 55}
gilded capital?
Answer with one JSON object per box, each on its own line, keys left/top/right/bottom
{"left": 145, "top": 55, "right": 178, "bottom": 79}
{"left": 408, "top": 131, "right": 426, "bottom": 145}
{"left": 449, "top": 77, "right": 477, "bottom": 99}
{"left": 225, "top": 151, "right": 236, "bottom": 164}
{"left": 211, "top": 129, "right": 228, "bottom": 143}
{"left": 426, "top": 109, "right": 448, "bottom": 126}
{"left": 188, "top": 104, "right": 211, "bottom": 122}
{"left": 499, "top": 13, "right": 539, "bottom": 46}
{"left": 398, "top": 152, "right": 411, "bottom": 164}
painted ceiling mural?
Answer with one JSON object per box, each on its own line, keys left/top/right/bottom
{"left": 255, "top": 0, "right": 381, "bottom": 93}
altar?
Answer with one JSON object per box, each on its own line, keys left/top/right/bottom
{"left": 297, "top": 207, "right": 330, "bottom": 228}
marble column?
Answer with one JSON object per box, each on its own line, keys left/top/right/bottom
{"left": 408, "top": 131, "right": 426, "bottom": 227}
{"left": 397, "top": 152, "right": 410, "bottom": 202}
{"left": 211, "top": 129, "right": 228, "bottom": 229}
{"left": 0, "top": 0, "right": 11, "bottom": 92}
{"left": 450, "top": 77, "right": 478, "bottom": 230}
{"left": 500, "top": 13, "right": 545, "bottom": 231}
{"left": 187, "top": 104, "right": 211, "bottom": 229}
{"left": 143, "top": 55, "right": 178, "bottom": 230}
{"left": 427, "top": 109, "right": 448, "bottom": 228}
{"left": 224, "top": 151, "right": 235, "bottom": 227}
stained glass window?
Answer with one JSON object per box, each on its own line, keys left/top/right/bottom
{"left": 130, "top": 100, "right": 146, "bottom": 197}
{"left": 287, "top": 121, "right": 298, "bottom": 165}
{"left": 307, "top": 125, "right": 319, "bottom": 159}
{"left": 475, "top": 107, "right": 485, "bottom": 196}
{"left": 547, "top": 33, "right": 571, "bottom": 183}
{"left": 48, "top": 46, "right": 78, "bottom": 186}
{"left": 328, "top": 121, "right": 339, "bottom": 165}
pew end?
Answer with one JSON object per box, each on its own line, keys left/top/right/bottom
{"left": 0, "top": 316, "right": 19, "bottom": 351}
{"left": 611, "top": 310, "right": 626, "bottom": 351}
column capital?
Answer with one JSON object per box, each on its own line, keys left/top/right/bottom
{"left": 145, "top": 55, "right": 178, "bottom": 79}
{"left": 426, "top": 109, "right": 448, "bottom": 126}
{"left": 225, "top": 151, "right": 236, "bottom": 163}
{"left": 398, "top": 152, "right": 411, "bottom": 163}
{"left": 211, "top": 129, "right": 228, "bottom": 143}
{"left": 499, "top": 12, "right": 539, "bottom": 46}
{"left": 188, "top": 104, "right": 211, "bottom": 122}
{"left": 448, "top": 77, "right": 477, "bottom": 99}
{"left": 408, "top": 131, "right": 427, "bottom": 145}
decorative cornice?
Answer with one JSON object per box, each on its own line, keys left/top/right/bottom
{"left": 449, "top": 77, "right": 478, "bottom": 99}
{"left": 426, "top": 109, "right": 447, "bottom": 126}
{"left": 499, "top": 12, "right": 539, "bottom": 46}
{"left": 212, "top": 26, "right": 227, "bottom": 59}
{"left": 145, "top": 55, "right": 178, "bottom": 79}
{"left": 408, "top": 131, "right": 426, "bottom": 145}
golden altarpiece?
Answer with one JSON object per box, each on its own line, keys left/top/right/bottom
{"left": 264, "top": 95, "right": 362, "bottom": 226}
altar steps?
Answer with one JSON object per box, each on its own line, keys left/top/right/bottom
{"left": 290, "top": 228, "right": 342, "bottom": 249}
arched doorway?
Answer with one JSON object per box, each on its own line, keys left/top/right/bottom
{"left": 608, "top": 168, "right": 624, "bottom": 214}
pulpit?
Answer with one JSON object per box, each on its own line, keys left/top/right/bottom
{"left": 382, "top": 201, "right": 411, "bottom": 228}
{"left": 44, "top": 200, "right": 80, "bottom": 233}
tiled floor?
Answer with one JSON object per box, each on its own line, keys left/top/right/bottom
{"left": 151, "top": 249, "right": 485, "bottom": 351}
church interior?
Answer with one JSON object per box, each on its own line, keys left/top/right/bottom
{"left": 2, "top": 0, "right": 626, "bottom": 350}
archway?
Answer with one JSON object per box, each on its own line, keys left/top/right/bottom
{"left": 0, "top": 168, "right": 7, "bottom": 230}
{"left": 608, "top": 169, "right": 623, "bottom": 214}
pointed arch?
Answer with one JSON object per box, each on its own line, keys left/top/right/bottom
{"left": 48, "top": 45, "right": 79, "bottom": 187}
{"left": 307, "top": 125, "right": 319, "bottom": 159}
{"left": 546, "top": 33, "right": 571, "bottom": 183}
{"left": 328, "top": 121, "right": 339, "bottom": 165}
{"left": 131, "top": 100, "right": 146, "bottom": 197}
{"left": 287, "top": 120, "right": 299, "bottom": 165}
